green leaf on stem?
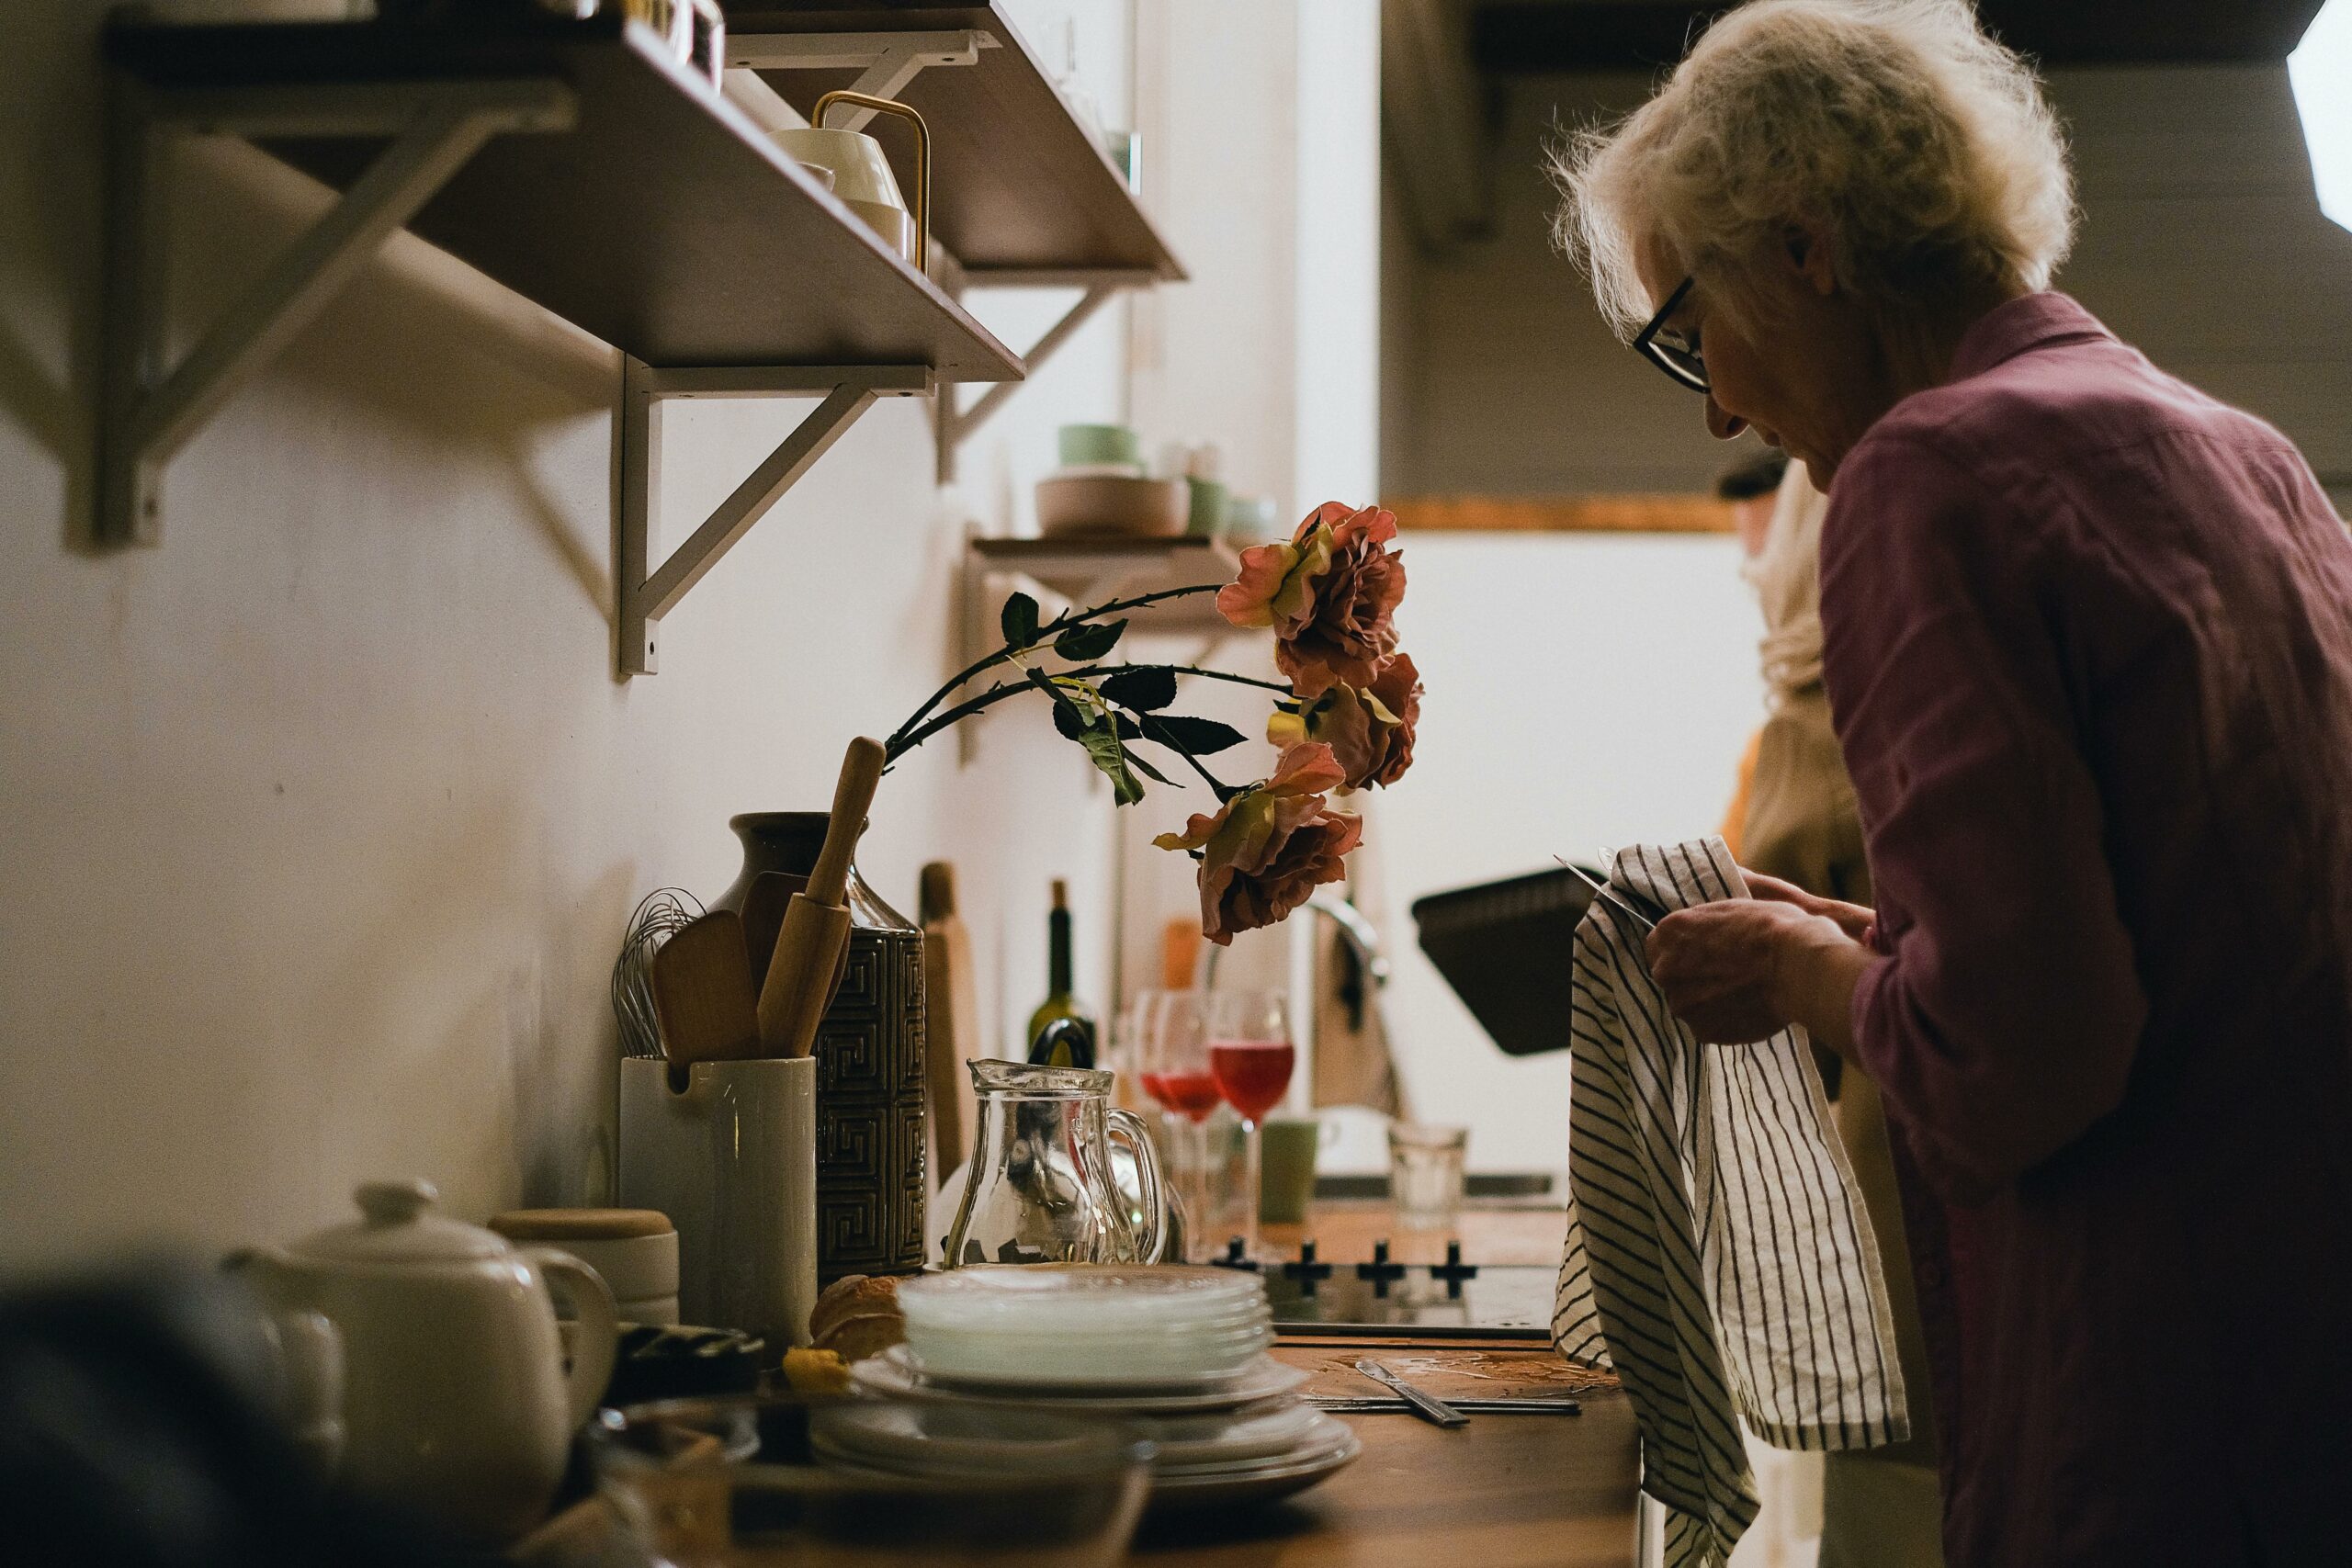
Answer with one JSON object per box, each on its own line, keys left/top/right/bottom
{"left": 1126, "top": 748, "right": 1176, "bottom": 786}
{"left": 1099, "top": 665, "right": 1179, "bottom": 712}
{"left": 1138, "top": 713, "right": 1249, "bottom": 756}
{"left": 1054, "top": 618, "right": 1127, "bottom": 662}
{"left": 1078, "top": 726, "right": 1146, "bottom": 805}
{"left": 1029, "top": 670, "right": 1143, "bottom": 805}
{"left": 1001, "top": 592, "right": 1041, "bottom": 648}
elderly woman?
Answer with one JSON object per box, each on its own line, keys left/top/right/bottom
{"left": 1556, "top": 3, "right": 2352, "bottom": 1565}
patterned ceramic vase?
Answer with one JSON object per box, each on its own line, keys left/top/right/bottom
{"left": 713, "top": 813, "right": 928, "bottom": 1280}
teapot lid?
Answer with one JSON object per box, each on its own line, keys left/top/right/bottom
{"left": 288, "top": 1179, "right": 512, "bottom": 1266}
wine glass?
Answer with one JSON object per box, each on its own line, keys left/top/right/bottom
{"left": 1204, "top": 990, "right": 1295, "bottom": 1262}
{"left": 1134, "top": 990, "right": 1218, "bottom": 1259}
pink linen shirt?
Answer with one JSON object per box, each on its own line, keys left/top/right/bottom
{"left": 1819, "top": 292, "right": 2352, "bottom": 1567}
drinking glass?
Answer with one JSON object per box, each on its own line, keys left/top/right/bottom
{"left": 1133, "top": 990, "right": 1218, "bottom": 1260}
{"left": 1204, "top": 991, "right": 1295, "bottom": 1261}
{"left": 1388, "top": 1122, "right": 1469, "bottom": 1231}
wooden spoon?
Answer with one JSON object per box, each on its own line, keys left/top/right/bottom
{"left": 649, "top": 909, "right": 761, "bottom": 1068}
{"left": 757, "top": 738, "right": 888, "bottom": 1058}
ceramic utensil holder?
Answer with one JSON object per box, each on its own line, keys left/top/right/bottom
{"left": 714, "top": 813, "right": 929, "bottom": 1284}
{"left": 619, "top": 1057, "right": 818, "bottom": 1348}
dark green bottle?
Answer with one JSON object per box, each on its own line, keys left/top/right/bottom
{"left": 1026, "top": 878, "right": 1098, "bottom": 1068}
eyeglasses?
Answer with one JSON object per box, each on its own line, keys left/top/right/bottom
{"left": 1633, "top": 275, "right": 1709, "bottom": 393}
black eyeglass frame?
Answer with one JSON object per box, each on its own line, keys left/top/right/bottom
{"left": 1632, "top": 274, "right": 1710, "bottom": 392}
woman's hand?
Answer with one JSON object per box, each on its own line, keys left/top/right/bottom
{"left": 1646, "top": 895, "right": 1873, "bottom": 1051}
{"left": 1740, "top": 869, "right": 1876, "bottom": 944}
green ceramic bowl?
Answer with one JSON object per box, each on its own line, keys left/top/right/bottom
{"left": 1058, "top": 423, "right": 1143, "bottom": 468}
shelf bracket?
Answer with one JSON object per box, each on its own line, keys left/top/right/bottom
{"left": 728, "top": 29, "right": 998, "bottom": 131}
{"left": 96, "top": 73, "right": 576, "bottom": 547}
{"left": 617, "top": 360, "right": 933, "bottom": 676}
{"left": 933, "top": 267, "right": 1162, "bottom": 483}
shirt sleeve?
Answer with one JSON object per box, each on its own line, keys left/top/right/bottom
{"left": 1821, "top": 434, "right": 2149, "bottom": 1206}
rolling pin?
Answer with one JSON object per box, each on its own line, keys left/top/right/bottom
{"left": 920, "top": 861, "right": 983, "bottom": 1177}
{"left": 757, "top": 737, "right": 887, "bottom": 1057}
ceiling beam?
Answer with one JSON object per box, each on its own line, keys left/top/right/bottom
{"left": 1470, "top": 1, "right": 2332, "bottom": 73}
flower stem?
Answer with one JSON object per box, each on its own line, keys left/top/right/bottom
{"left": 884, "top": 662, "right": 1288, "bottom": 765}
{"left": 888, "top": 581, "right": 1229, "bottom": 747}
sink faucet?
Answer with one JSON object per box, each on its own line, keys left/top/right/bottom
{"left": 1195, "top": 891, "right": 1390, "bottom": 988}
{"left": 1305, "top": 891, "right": 1391, "bottom": 988}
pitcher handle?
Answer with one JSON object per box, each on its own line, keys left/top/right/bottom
{"left": 1106, "top": 1108, "right": 1169, "bottom": 1263}
{"left": 526, "top": 1247, "right": 620, "bottom": 1429}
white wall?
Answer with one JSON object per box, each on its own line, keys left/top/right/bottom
{"left": 1113, "top": 0, "right": 1385, "bottom": 1016}
{"left": 0, "top": 0, "right": 1337, "bottom": 1270}
{"left": 1366, "top": 534, "right": 1761, "bottom": 1171}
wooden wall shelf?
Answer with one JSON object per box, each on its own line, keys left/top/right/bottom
{"left": 727, "top": 3, "right": 1183, "bottom": 281}
{"left": 969, "top": 536, "right": 1244, "bottom": 633}
{"left": 97, "top": 11, "right": 1026, "bottom": 677}
{"left": 723, "top": 3, "right": 1186, "bottom": 480}
{"left": 103, "top": 14, "right": 1023, "bottom": 375}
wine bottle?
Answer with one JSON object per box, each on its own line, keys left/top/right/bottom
{"left": 1026, "top": 878, "right": 1098, "bottom": 1068}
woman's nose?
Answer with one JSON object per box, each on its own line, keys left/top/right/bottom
{"left": 1705, "top": 396, "right": 1748, "bottom": 440}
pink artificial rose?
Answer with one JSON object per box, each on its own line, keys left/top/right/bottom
{"left": 1267, "top": 652, "right": 1422, "bottom": 792}
{"left": 1153, "top": 743, "right": 1364, "bottom": 945}
{"left": 1217, "top": 502, "right": 1407, "bottom": 698}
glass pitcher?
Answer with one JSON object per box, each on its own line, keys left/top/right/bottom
{"left": 943, "top": 1060, "right": 1167, "bottom": 1268}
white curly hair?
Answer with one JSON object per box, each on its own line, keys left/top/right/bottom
{"left": 1553, "top": 0, "right": 2076, "bottom": 338}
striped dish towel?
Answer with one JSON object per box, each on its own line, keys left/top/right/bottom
{"left": 1554, "top": 838, "right": 1908, "bottom": 1568}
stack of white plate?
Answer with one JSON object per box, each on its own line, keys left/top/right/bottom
{"left": 851, "top": 1266, "right": 1360, "bottom": 1509}
{"left": 900, "top": 1265, "right": 1272, "bottom": 1385}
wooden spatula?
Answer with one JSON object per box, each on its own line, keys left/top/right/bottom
{"left": 757, "top": 738, "right": 888, "bottom": 1058}
{"left": 650, "top": 909, "right": 762, "bottom": 1066}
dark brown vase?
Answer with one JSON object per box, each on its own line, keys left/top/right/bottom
{"left": 713, "top": 813, "right": 928, "bottom": 1281}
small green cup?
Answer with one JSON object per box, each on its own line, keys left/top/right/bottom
{"left": 1057, "top": 423, "right": 1142, "bottom": 468}
{"left": 1258, "top": 1117, "right": 1322, "bottom": 1225}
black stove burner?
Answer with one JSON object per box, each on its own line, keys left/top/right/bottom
{"left": 1281, "top": 1239, "right": 1336, "bottom": 1293}
{"left": 1354, "top": 1240, "right": 1409, "bottom": 1295}
{"left": 1430, "top": 1240, "right": 1480, "bottom": 1297}
{"left": 1250, "top": 1238, "right": 1558, "bottom": 1340}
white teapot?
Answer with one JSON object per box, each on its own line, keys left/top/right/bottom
{"left": 234, "top": 1179, "right": 617, "bottom": 1543}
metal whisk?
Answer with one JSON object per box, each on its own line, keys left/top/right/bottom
{"left": 611, "top": 887, "right": 705, "bottom": 1059}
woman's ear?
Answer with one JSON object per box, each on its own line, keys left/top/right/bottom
{"left": 1783, "top": 223, "right": 1838, "bottom": 297}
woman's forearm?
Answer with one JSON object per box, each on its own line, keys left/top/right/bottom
{"left": 1771, "top": 921, "right": 1875, "bottom": 1064}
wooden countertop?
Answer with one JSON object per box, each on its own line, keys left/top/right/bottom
{"left": 1133, "top": 1342, "right": 1638, "bottom": 1567}
{"left": 1128, "top": 1202, "right": 1636, "bottom": 1565}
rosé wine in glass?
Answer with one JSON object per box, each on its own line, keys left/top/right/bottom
{"left": 1148, "top": 1068, "right": 1225, "bottom": 1122}
{"left": 1204, "top": 992, "right": 1293, "bottom": 1261}
{"left": 1208, "top": 1043, "right": 1295, "bottom": 1122}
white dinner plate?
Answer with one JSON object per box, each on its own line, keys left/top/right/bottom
{"left": 888, "top": 1337, "right": 1275, "bottom": 1393}
{"left": 855, "top": 1346, "right": 1312, "bottom": 1413}
{"left": 1149, "top": 1412, "right": 1355, "bottom": 1478}
{"left": 1145, "top": 1426, "right": 1363, "bottom": 1512}
{"left": 899, "top": 1265, "right": 1266, "bottom": 1333}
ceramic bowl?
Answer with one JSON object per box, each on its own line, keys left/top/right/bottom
{"left": 1035, "top": 474, "right": 1189, "bottom": 538}
{"left": 1058, "top": 423, "right": 1144, "bottom": 468}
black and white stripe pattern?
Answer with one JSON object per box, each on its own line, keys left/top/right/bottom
{"left": 1554, "top": 838, "right": 1908, "bottom": 1568}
